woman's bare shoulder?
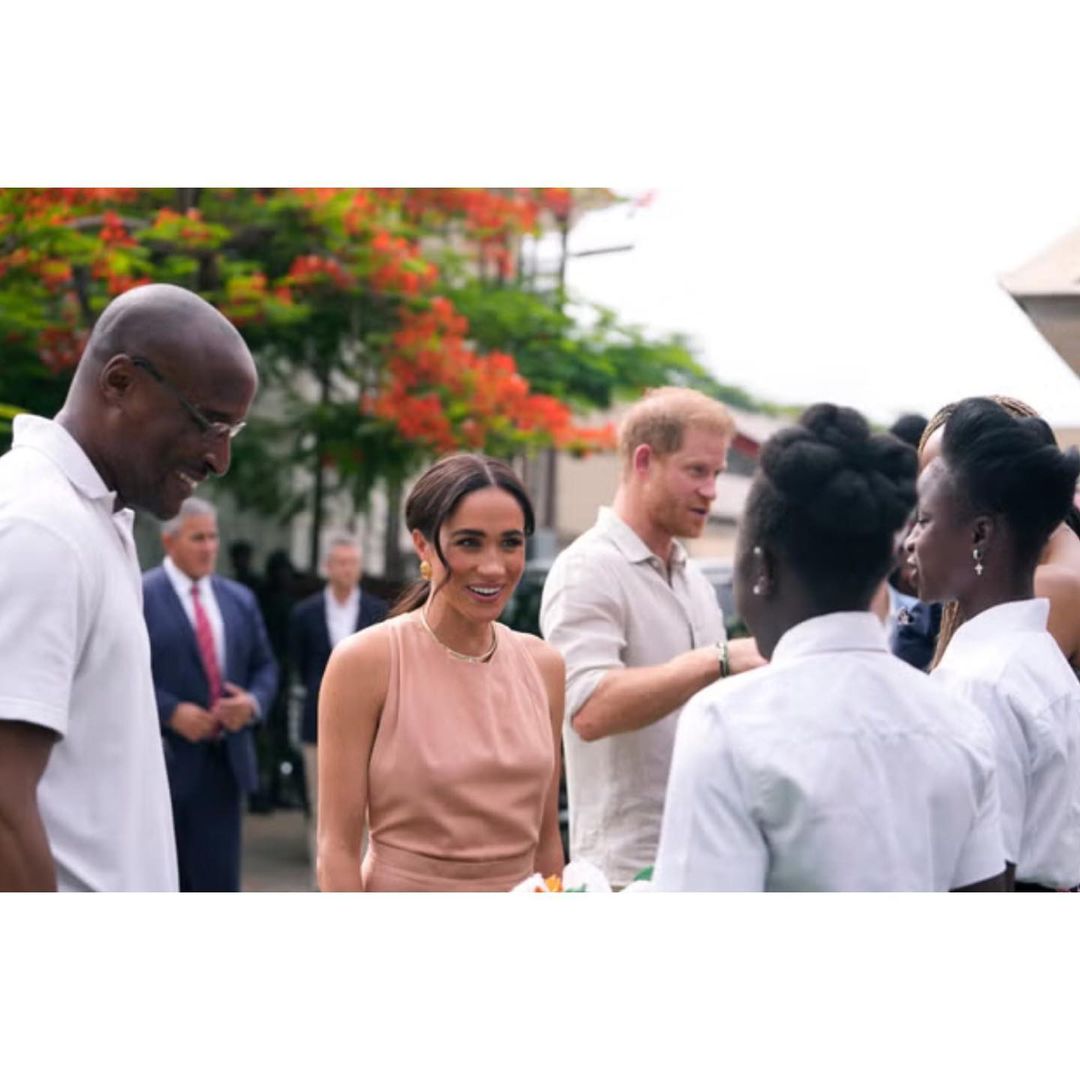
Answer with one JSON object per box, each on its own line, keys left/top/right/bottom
{"left": 1036, "top": 561, "right": 1080, "bottom": 603}
{"left": 327, "top": 615, "right": 403, "bottom": 673}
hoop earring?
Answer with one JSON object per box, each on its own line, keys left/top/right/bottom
{"left": 972, "top": 548, "right": 984, "bottom": 577}
{"left": 419, "top": 560, "right": 432, "bottom": 581}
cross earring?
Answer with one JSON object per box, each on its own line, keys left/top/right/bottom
{"left": 972, "top": 548, "right": 983, "bottom": 577}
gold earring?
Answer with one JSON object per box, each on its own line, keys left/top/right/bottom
{"left": 419, "top": 560, "right": 432, "bottom": 581}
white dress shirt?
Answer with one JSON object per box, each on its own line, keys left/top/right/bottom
{"left": 162, "top": 556, "right": 226, "bottom": 672}
{"left": 324, "top": 585, "right": 360, "bottom": 648}
{"left": 655, "top": 612, "right": 1005, "bottom": 891}
{"left": 0, "top": 415, "right": 178, "bottom": 891}
{"left": 931, "top": 598, "right": 1080, "bottom": 889}
{"left": 540, "top": 506, "right": 726, "bottom": 887}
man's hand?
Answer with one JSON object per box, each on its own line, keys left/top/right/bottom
{"left": 169, "top": 703, "right": 219, "bottom": 742}
{"left": 213, "top": 682, "right": 256, "bottom": 733}
{"left": 727, "top": 637, "right": 767, "bottom": 676}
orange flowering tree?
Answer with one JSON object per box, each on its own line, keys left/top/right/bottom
{"left": 0, "top": 187, "right": 734, "bottom": 567}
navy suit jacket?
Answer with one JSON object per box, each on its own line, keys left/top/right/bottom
{"left": 289, "top": 588, "right": 389, "bottom": 744}
{"left": 890, "top": 600, "right": 943, "bottom": 672}
{"left": 143, "top": 567, "right": 279, "bottom": 800}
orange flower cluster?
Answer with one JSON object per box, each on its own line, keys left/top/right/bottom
{"left": 0, "top": 247, "right": 73, "bottom": 290}
{"left": 285, "top": 254, "right": 355, "bottom": 291}
{"left": 153, "top": 206, "right": 216, "bottom": 245}
{"left": 365, "top": 297, "right": 614, "bottom": 456}
{"left": 37, "top": 325, "right": 88, "bottom": 374}
{"left": 539, "top": 188, "right": 573, "bottom": 220}
{"left": 369, "top": 230, "right": 438, "bottom": 296}
{"left": 343, "top": 191, "right": 374, "bottom": 234}
{"left": 400, "top": 189, "right": 540, "bottom": 236}
{"left": 99, "top": 210, "right": 136, "bottom": 248}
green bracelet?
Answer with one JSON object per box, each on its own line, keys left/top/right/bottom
{"left": 716, "top": 640, "right": 730, "bottom": 680}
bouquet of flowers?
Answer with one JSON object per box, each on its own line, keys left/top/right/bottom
{"left": 511, "top": 861, "right": 654, "bottom": 892}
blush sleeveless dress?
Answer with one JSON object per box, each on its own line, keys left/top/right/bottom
{"left": 361, "top": 614, "right": 556, "bottom": 892}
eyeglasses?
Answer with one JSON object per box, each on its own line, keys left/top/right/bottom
{"left": 130, "top": 356, "right": 246, "bottom": 440}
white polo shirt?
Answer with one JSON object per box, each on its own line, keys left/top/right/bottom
{"left": 931, "top": 599, "right": 1080, "bottom": 889}
{"left": 540, "top": 506, "right": 726, "bottom": 887}
{"left": 0, "top": 415, "right": 178, "bottom": 891}
{"left": 654, "top": 612, "right": 1005, "bottom": 891}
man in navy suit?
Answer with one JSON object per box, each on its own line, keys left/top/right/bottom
{"left": 289, "top": 533, "right": 388, "bottom": 869}
{"left": 144, "top": 497, "right": 278, "bottom": 891}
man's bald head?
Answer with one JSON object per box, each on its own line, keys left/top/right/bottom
{"left": 73, "top": 283, "right": 253, "bottom": 393}
{"left": 56, "top": 284, "right": 258, "bottom": 520}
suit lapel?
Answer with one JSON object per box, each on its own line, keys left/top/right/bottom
{"left": 210, "top": 577, "right": 239, "bottom": 684}
{"left": 153, "top": 569, "right": 204, "bottom": 672}
{"left": 352, "top": 593, "right": 367, "bottom": 634}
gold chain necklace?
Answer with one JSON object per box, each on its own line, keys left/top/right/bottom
{"left": 419, "top": 607, "right": 498, "bottom": 664}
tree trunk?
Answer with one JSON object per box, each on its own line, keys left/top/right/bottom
{"left": 383, "top": 476, "right": 405, "bottom": 585}
{"left": 308, "top": 345, "right": 331, "bottom": 574}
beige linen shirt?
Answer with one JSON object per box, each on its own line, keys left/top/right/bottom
{"left": 539, "top": 506, "right": 726, "bottom": 886}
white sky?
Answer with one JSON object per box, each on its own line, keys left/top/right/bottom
{"left": 558, "top": 185, "right": 1080, "bottom": 427}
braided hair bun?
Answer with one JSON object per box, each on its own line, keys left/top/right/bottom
{"left": 745, "top": 403, "right": 918, "bottom": 607}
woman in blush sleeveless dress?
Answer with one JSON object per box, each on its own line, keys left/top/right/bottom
{"left": 361, "top": 615, "right": 554, "bottom": 891}
{"left": 316, "top": 454, "right": 566, "bottom": 892}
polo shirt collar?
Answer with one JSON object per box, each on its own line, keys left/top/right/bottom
{"left": 948, "top": 598, "right": 1050, "bottom": 654}
{"left": 13, "top": 414, "right": 118, "bottom": 510}
{"left": 595, "top": 506, "right": 689, "bottom": 569}
{"left": 771, "top": 611, "right": 889, "bottom": 665}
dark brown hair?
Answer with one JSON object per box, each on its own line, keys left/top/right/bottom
{"left": 389, "top": 454, "right": 535, "bottom": 617}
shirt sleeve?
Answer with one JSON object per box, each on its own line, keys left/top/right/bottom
{"left": 0, "top": 517, "right": 88, "bottom": 737}
{"left": 539, "top": 553, "right": 628, "bottom": 722}
{"left": 653, "top": 691, "right": 768, "bottom": 891}
{"left": 951, "top": 731, "right": 1008, "bottom": 889}
{"left": 934, "top": 671, "right": 1026, "bottom": 866}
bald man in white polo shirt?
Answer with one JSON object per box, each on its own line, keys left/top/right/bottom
{"left": 540, "top": 388, "right": 765, "bottom": 887}
{"left": 0, "top": 285, "right": 257, "bottom": 891}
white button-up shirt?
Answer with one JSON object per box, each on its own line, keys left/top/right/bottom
{"left": 655, "top": 612, "right": 1005, "bottom": 891}
{"left": 324, "top": 586, "right": 359, "bottom": 649}
{"left": 931, "top": 598, "right": 1080, "bottom": 889}
{"left": 0, "top": 416, "right": 178, "bottom": 891}
{"left": 162, "top": 556, "right": 227, "bottom": 672}
{"left": 540, "top": 506, "right": 726, "bottom": 887}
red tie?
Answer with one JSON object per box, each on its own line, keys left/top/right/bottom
{"left": 191, "top": 582, "right": 222, "bottom": 706}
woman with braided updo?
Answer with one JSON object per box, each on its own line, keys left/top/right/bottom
{"left": 918, "top": 395, "right": 1080, "bottom": 673}
{"left": 906, "top": 397, "right": 1080, "bottom": 891}
{"left": 655, "top": 404, "right": 1006, "bottom": 891}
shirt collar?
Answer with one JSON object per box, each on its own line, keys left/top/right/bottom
{"left": 595, "top": 506, "right": 689, "bottom": 569}
{"left": 324, "top": 585, "right": 360, "bottom": 608}
{"left": 771, "top": 611, "right": 889, "bottom": 665}
{"left": 163, "top": 555, "right": 211, "bottom": 595}
{"left": 948, "top": 599, "right": 1050, "bottom": 653}
{"left": 13, "top": 414, "right": 118, "bottom": 511}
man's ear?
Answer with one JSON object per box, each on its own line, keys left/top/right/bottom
{"left": 100, "top": 354, "right": 136, "bottom": 406}
{"left": 631, "top": 443, "right": 653, "bottom": 477}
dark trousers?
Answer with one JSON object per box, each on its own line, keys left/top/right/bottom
{"left": 172, "top": 744, "right": 243, "bottom": 892}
